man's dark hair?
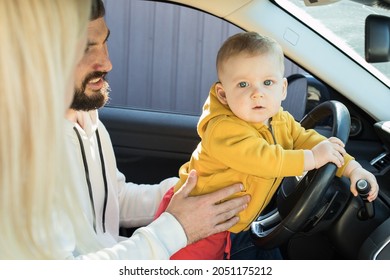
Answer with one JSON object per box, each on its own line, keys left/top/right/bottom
{"left": 91, "top": 0, "right": 105, "bottom": 20}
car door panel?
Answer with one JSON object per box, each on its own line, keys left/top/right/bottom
{"left": 99, "top": 106, "right": 199, "bottom": 184}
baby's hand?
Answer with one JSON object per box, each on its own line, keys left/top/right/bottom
{"left": 348, "top": 167, "right": 379, "bottom": 202}
{"left": 311, "top": 137, "right": 346, "bottom": 169}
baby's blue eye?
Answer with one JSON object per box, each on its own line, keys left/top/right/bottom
{"left": 238, "top": 81, "right": 249, "bottom": 88}
{"left": 264, "top": 80, "right": 273, "bottom": 86}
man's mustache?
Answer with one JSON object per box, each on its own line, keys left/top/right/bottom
{"left": 81, "top": 71, "right": 108, "bottom": 90}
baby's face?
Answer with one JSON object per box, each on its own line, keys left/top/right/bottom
{"left": 217, "top": 52, "right": 287, "bottom": 125}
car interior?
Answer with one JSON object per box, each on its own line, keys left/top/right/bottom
{"left": 100, "top": 0, "right": 390, "bottom": 259}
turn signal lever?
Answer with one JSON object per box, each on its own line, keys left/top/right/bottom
{"left": 356, "top": 179, "right": 375, "bottom": 220}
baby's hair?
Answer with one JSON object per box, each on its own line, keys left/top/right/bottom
{"left": 216, "top": 31, "right": 284, "bottom": 75}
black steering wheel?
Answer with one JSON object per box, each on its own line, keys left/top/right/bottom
{"left": 250, "top": 100, "right": 351, "bottom": 249}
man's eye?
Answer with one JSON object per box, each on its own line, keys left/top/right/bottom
{"left": 264, "top": 80, "right": 273, "bottom": 86}
{"left": 84, "top": 42, "right": 93, "bottom": 54}
{"left": 84, "top": 45, "right": 91, "bottom": 54}
{"left": 238, "top": 82, "right": 249, "bottom": 88}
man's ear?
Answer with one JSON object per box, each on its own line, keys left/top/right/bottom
{"left": 281, "top": 77, "right": 288, "bottom": 101}
{"left": 215, "top": 83, "right": 228, "bottom": 105}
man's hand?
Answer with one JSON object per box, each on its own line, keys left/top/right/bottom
{"left": 165, "top": 170, "right": 250, "bottom": 245}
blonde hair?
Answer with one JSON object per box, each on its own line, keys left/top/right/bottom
{"left": 0, "top": 0, "right": 96, "bottom": 259}
{"left": 216, "top": 31, "right": 285, "bottom": 78}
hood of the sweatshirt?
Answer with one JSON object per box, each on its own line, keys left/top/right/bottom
{"left": 197, "top": 83, "right": 234, "bottom": 139}
{"left": 65, "top": 109, "right": 99, "bottom": 138}
{"left": 197, "top": 83, "right": 287, "bottom": 139}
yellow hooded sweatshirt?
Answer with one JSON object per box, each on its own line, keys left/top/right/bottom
{"left": 174, "top": 83, "right": 353, "bottom": 233}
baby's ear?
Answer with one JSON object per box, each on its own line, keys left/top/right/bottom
{"left": 215, "top": 83, "right": 228, "bottom": 105}
{"left": 281, "top": 77, "right": 288, "bottom": 101}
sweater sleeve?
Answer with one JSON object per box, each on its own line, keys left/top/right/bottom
{"left": 286, "top": 114, "right": 354, "bottom": 177}
{"left": 96, "top": 119, "right": 179, "bottom": 227}
{"left": 73, "top": 212, "right": 187, "bottom": 260}
{"left": 117, "top": 172, "right": 179, "bottom": 228}
{"left": 205, "top": 118, "right": 305, "bottom": 178}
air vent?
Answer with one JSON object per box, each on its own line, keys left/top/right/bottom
{"left": 371, "top": 152, "right": 390, "bottom": 173}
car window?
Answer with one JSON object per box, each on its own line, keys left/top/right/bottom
{"left": 277, "top": 0, "right": 390, "bottom": 85}
{"left": 104, "top": 0, "right": 310, "bottom": 116}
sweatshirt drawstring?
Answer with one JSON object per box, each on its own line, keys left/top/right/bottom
{"left": 73, "top": 127, "right": 108, "bottom": 233}
{"left": 96, "top": 130, "right": 108, "bottom": 233}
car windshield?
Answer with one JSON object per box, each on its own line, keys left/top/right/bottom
{"left": 276, "top": 0, "right": 390, "bottom": 85}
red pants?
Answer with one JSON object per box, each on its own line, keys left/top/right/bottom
{"left": 154, "top": 187, "right": 231, "bottom": 260}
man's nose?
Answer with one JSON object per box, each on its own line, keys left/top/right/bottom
{"left": 94, "top": 45, "right": 112, "bottom": 72}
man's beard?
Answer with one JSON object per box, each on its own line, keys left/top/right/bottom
{"left": 70, "top": 71, "right": 110, "bottom": 111}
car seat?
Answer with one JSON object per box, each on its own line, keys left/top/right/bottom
{"left": 282, "top": 73, "right": 308, "bottom": 121}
